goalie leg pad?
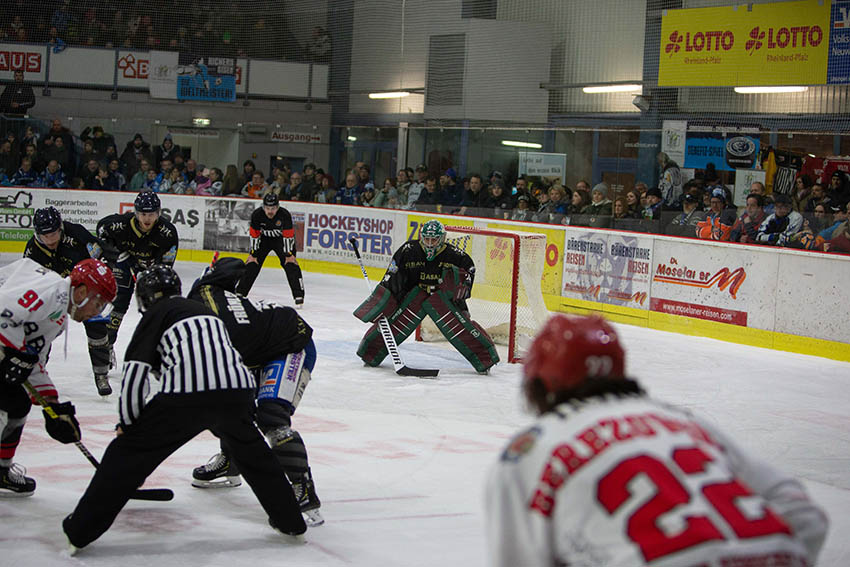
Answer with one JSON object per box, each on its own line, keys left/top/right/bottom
{"left": 257, "top": 339, "right": 316, "bottom": 413}
{"left": 353, "top": 284, "right": 398, "bottom": 323}
{"left": 356, "top": 287, "right": 428, "bottom": 366}
{"left": 423, "top": 292, "right": 500, "bottom": 373}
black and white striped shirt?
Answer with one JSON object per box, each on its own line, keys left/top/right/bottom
{"left": 118, "top": 297, "right": 255, "bottom": 428}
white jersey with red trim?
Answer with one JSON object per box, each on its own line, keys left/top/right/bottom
{"left": 0, "top": 258, "right": 71, "bottom": 397}
{"left": 486, "top": 395, "right": 828, "bottom": 567}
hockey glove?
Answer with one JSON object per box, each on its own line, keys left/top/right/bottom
{"left": 43, "top": 401, "right": 81, "bottom": 444}
{"left": 0, "top": 346, "right": 39, "bottom": 385}
{"left": 455, "top": 269, "right": 473, "bottom": 302}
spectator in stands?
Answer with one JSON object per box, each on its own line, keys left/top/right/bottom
{"left": 827, "top": 170, "right": 850, "bottom": 207}
{"left": 372, "top": 177, "right": 398, "bottom": 209}
{"left": 756, "top": 193, "right": 803, "bottom": 246}
{"left": 79, "top": 139, "right": 98, "bottom": 170}
{"left": 126, "top": 159, "right": 150, "bottom": 192}
{"left": 511, "top": 195, "right": 532, "bottom": 221}
{"left": 142, "top": 167, "right": 161, "bottom": 192}
{"left": 0, "top": 141, "right": 15, "bottom": 177}
{"left": 459, "top": 173, "right": 487, "bottom": 214}
{"left": 414, "top": 176, "right": 443, "bottom": 210}
{"left": 338, "top": 172, "right": 361, "bottom": 205}
{"left": 106, "top": 158, "right": 126, "bottom": 191}
{"left": 357, "top": 164, "right": 372, "bottom": 190}
{"left": 0, "top": 70, "right": 35, "bottom": 115}
{"left": 159, "top": 167, "right": 185, "bottom": 194}
{"left": 642, "top": 187, "right": 664, "bottom": 220}
{"left": 316, "top": 174, "right": 335, "bottom": 203}
{"left": 803, "top": 182, "right": 830, "bottom": 213}
{"left": 823, "top": 214, "right": 850, "bottom": 254}
{"left": 183, "top": 159, "right": 198, "bottom": 184}
{"left": 240, "top": 160, "right": 257, "bottom": 186}
{"left": 80, "top": 125, "right": 115, "bottom": 155}
{"left": 395, "top": 168, "right": 411, "bottom": 205}
{"left": 36, "top": 159, "right": 67, "bottom": 188}
{"left": 612, "top": 197, "right": 628, "bottom": 220}
{"left": 813, "top": 203, "right": 848, "bottom": 248}
{"left": 22, "top": 126, "right": 39, "bottom": 150}
{"left": 80, "top": 159, "right": 100, "bottom": 188}
{"left": 483, "top": 178, "right": 512, "bottom": 218}
{"left": 286, "top": 171, "right": 304, "bottom": 200}
{"left": 9, "top": 156, "right": 37, "bottom": 186}
{"left": 580, "top": 183, "right": 613, "bottom": 228}
{"left": 360, "top": 182, "right": 377, "bottom": 206}
{"left": 308, "top": 26, "right": 331, "bottom": 63}
{"left": 567, "top": 186, "right": 589, "bottom": 218}
{"left": 748, "top": 181, "right": 774, "bottom": 215}
{"left": 266, "top": 171, "right": 286, "bottom": 198}
{"left": 531, "top": 186, "right": 553, "bottom": 223}
{"left": 200, "top": 167, "right": 224, "bottom": 196}
{"left": 666, "top": 192, "right": 704, "bottom": 237}
{"left": 792, "top": 174, "right": 813, "bottom": 212}
{"left": 154, "top": 134, "right": 181, "bottom": 169}
{"left": 696, "top": 186, "right": 736, "bottom": 241}
{"left": 219, "top": 164, "right": 240, "bottom": 196}
{"left": 91, "top": 166, "right": 112, "bottom": 191}
{"left": 45, "top": 119, "right": 73, "bottom": 148}
{"left": 302, "top": 163, "right": 319, "bottom": 200}
{"left": 407, "top": 164, "right": 427, "bottom": 206}
{"left": 120, "top": 133, "right": 154, "bottom": 180}
{"left": 620, "top": 189, "right": 638, "bottom": 219}
{"left": 730, "top": 194, "right": 767, "bottom": 243}
{"left": 440, "top": 168, "right": 463, "bottom": 207}
{"left": 242, "top": 171, "right": 267, "bottom": 198}
{"left": 547, "top": 185, "right": 570, "bottom": 224}
{"left": 658, "top": 151, "right": 683, "bottom": 208}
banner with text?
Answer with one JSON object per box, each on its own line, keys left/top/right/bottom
{"left": 659, "top": 0, "right": 831, "bottom": 86}
{"left": 828, "top": 0, "right": 850, "bottom": 83}
{"left": 684, "top": 132, "right": 760, "bottom": 172}
{"left": 561, "top": 228, "right": 653, "bottom": 310}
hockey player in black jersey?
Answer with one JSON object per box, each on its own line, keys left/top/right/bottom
{"left": 354, "top": 219, "right": 499, "bottom": 373}
{"left": 96, "top": 191, "right": 178, "bottom": 354}
{"left": 188, "top": 257, "right": 322, "bottom": 526}
{"left": 236, "top": 193, "right": 305, "bottom": 306}
{"left": 24, "top": 207, "right": 114, "bottom": 396}
{"left": 63, "top": 265, "right": 306, "bottom": 553}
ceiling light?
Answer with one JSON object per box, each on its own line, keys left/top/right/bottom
{"left": 501, "top": 140, "right": 542, "bottom": 149}
{"left": 582, "top": 84, "right": 642, "bottom": 94}
{"left": 347, "top": 136, "right": 357, "bottom": 142}
{"left": 193, "top": 117, "right": 211, "bottom": 126}
{"left": 734, "top": 86, "right": 808, "bottom": 94}
{"left": 368, "top": 91, "right": 411, "bottom": 99}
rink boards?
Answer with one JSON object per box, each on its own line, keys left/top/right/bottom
{"left": 0, "top": 188, "right": 847, "bottom": 362}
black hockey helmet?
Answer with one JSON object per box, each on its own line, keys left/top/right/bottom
{"left": 208, "top": 256, "right": 246, "bottom": 293}
{"left": 135, "top": 264, "right": 182, "bottom": 312}
{"left": 135, "top": 190, "right": 161, "bottom": 213}
{"left": 33, "top": 206, "right": 62, "bottom": 234}
{"left": 263, "top": 192, "right": 279, "bottom": 207}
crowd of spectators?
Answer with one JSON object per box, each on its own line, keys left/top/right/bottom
{"left": 2, "top": 117, "right": 848, "bottom": 255}
{"left": 0, "top": 1, "right": 330, "bottom": 64}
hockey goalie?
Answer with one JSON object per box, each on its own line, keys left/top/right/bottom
{"left": 353, "top": 219, "right": 499, "bottom": 374}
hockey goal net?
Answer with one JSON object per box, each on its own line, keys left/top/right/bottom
{"left": 416, "top": 226, "right": 549, "bottom": 363}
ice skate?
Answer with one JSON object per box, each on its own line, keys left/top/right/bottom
{"left": 294, "top": 297, "right": 304, "bottom": 309}
{"left": 268, "top": 517, "right": 307, "bottom": 543}
{"left": 192, "top": 452, "right": 242, "bottom": 488}
{"left": 291, "top": 470, "right": 323, "bottom": 526}
{"left": 0, "top": 463, "right": 36, "bottom": 497}
{"left": 94, "top": 373, "right": 112, "bottom": 396}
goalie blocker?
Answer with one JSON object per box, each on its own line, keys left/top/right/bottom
{"left": 354, "top": 220, "right": 499, "bottom": 374}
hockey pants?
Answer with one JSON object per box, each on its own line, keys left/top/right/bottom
{"left": 64, "top": 390, "right": 306, "bottom": 549}
{"left": 357, "top": 287, "right": 499, "bottom": 373}
{"left": 237, "top": 239, "right": 304, "bottom": 301}
{"left": 84, "top": 318, "right": 111, "bottom": 376}
{"left": 106, "top": 258, "right": 134, "bottom": 347}
{"left": 0, "top": 380, "right": 31, "bottom": 467}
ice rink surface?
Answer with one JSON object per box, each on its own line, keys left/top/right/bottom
{"left": 1, "top": 260, "right": 848, "bottom": 566}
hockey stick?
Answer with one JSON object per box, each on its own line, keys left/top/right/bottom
{"left": 348, "top": 238, "right": 438, "bottom": 378}
{"left": 23, "top": 382, "right": 174, "bottom": 502}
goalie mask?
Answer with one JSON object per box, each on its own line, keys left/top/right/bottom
{"left": 419, "top": 220, "right": 446, "bottom": 261}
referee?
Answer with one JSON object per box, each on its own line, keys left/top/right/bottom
{"left": 236, "top": 193, "right": 305, "bottom": 306}
{"left": 63, "top": 265, "right": 306, "bottom": 552}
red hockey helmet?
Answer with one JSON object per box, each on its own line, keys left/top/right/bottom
{"left": 523, "top": 314, "right": 625, "bottom": 394}
{"left": 70, "top": 259, "right": 117, "bottom": 303}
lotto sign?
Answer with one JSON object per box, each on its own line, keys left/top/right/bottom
{"left": 659, "top": 0, "right": 830, "bottom": 86}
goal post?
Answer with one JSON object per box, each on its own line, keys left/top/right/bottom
{"left": 416, "top": 226, "right": 549, "bottom": 363}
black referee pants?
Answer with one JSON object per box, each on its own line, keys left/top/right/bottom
{"left": 237, "top": 238, "right": 304, "bottom": 300}
{"left": 63, "top": 389, "right": 306, "bottom": 548}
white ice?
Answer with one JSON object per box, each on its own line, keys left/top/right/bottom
{"left": 1, "top": 259, "right": 848, "bottom": 566}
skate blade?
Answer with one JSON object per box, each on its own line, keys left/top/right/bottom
{"left": 0, "top": 489, "right": 35, "bottom": 498}
{"left": 191, "top": 476, "right": 243, "bottom": 489}
{"left": 303, "top": 509, "right": 324, "bottom": 527}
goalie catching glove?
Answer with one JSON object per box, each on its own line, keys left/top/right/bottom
{"left": 0, "top": 346, "right": 39, "bottom": 385}
{"left": 43, "top": 401, "right": 82, "bottom": 444}
{"left": 439, "top": 266, "right": 474, "bottom": 302}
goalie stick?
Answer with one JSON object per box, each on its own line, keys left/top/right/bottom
{"left": 349, "top": 238, "right": 438, "bottom": 378}
{"left": 23, "top": 381, "right": 174, "bottom": 502}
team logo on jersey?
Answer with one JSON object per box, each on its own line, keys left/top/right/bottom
{"left": 387, "top": 259, "right": 398, "bottom": 274}
{"left": 501, "top": 426, "right": 541, "bottom": 462}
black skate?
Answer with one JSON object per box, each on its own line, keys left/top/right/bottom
{"left": 291, "top": 470, "right": 323, "bottom": 526}
{"left": 0, "top": 463, "right": 36, "bottom": 497}
{"left": 191, "top": 452, "right": 242, "bottom": 488}
{"left": 94, "top": 373, "right": 112, "bottom": 396}
{"left": 267, "top": 517, "right": 306, "bottom": 543}
{"left": 294, "top": 297, "right": 304, "bottom": 309}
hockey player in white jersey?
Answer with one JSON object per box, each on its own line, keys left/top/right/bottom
{"left": 0, "top": 258, "right": 117, "bottom": 496}
{"left": 486, "top": 314, "right": 828, "bottom": 567}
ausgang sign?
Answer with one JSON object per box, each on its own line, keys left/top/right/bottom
{"left": 659, "top": 0, "right": 831, "bottom": 86}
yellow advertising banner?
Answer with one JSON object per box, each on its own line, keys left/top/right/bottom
{"left": 659, "top": 0, "right": 831, "bottom": 86}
